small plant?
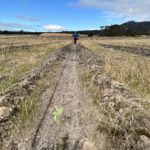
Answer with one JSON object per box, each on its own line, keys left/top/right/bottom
{"left": 52, "top": 106, "right": 64, "bottom": 122}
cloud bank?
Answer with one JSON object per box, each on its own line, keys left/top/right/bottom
{"left": 0, "top": 22, "right": 33, "bottom": 30}
{"left": 16, "top": 16, "right": 38, "bottom": 22}
{"left": 73, "top": 0, "right": 150, "bottom": 21}
{"left": 0, "top": 22, "right": 65, "bottom": 32}
{"left": 43, "top": 24, "right": 65, "bottom": 31}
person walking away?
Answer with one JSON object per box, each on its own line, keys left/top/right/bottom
{"left": 72, "top": 32, "right": 79, "bottom": 47}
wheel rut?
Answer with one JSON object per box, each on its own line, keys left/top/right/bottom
{"left": 21, "top": 46, "right": 86, "bottom": 150}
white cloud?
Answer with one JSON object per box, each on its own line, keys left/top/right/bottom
{"left": 89, "top": 28, "right": 98, "bottom": 30}
{"left": 0, "top": 22, "right": 42, "bottom": 31}
{"left": 73, "top": 0, "right": 150, "bottom": 21}
{"left": 0, "top": 22, "right": 32, "bottom": 30}
{"left": 0, "top": 22, "right": 65, "bottom": 32}
{"left": 43, "top": 24, "right": 65, "bottom": 31}
{"left": 16, "top": 16, "right": 38, "bottom": 22}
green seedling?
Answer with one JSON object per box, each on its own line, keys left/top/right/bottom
{"left": 52, "top": 106, "right": 64, "bottom": 122}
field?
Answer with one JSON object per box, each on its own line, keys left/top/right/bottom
{"left": 40, "top": 33, "right": 87, "bottom": 37}
{"left": 0, "top": 35, "right": 150, "bottom": 150}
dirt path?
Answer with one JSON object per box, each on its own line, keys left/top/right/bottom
{"left": 32, "top": 48, "right": 85, "bottom": 150}
{"left": 15, "top": 46, "right": 88, "bottom": 150}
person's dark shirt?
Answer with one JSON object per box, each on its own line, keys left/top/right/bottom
{"left": 72, "top": 32, "right": 79, "bottom": 39}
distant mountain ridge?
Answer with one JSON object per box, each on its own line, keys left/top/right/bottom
{"left": 75, "top": 21, "right": 150, "bottom": 36}
{"left": 97, "top": 21, "right": 150, "bottom": 36}
{"left": 121, "top": 21, "right": 150, "bottom": 35}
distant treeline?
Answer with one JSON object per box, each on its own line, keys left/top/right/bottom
{"left": 0, "top": 30, "right": 99, "bottom": 36}
{"left": 78, "top": 21, "right": 150, "bottom": 36}
{"left": 61, "top": 31, "right": 100, "bottom": 37}
{"left": 61, "top": 21, "right": 150, "bottom": 37}
{"left": 99, "top": 21, "right": 150, "bottom": 36}
{"left": 0, "top": 30, "right": 41, "bottom": 35}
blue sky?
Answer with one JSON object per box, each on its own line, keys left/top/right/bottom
{"left": 0, "top": 0, "right": 150, "bottom": 31}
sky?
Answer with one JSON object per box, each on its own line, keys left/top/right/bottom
{"left": 0, "top": 0, "right": 150, "bottom": 32}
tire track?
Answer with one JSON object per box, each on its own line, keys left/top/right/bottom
{"left": 29, "top": 45, "right": 86, "bottom": 150}
{"left": 31, "top": 48, "right": 71, "bottom": 149}
{"left": 8, "top": 45, "right": 96, "bottom": 150}
{"left": 23, "top": 46, "right": 86, "bottom": 150}
{"left": 99, "top": 43, "right": 150, "bottom": 56}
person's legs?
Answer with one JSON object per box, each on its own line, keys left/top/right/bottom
{"left": 75, "top": 39, "right": 77, "bottom": 45}
{"left": 74, "top": 38, "right": 77, "bottom": 45}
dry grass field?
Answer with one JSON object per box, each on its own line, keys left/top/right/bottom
{"left": 0, "top": 35, "right": 69, "bottom": 93}
{"left": 93, "top": 36, "right": 150, "bottom": 47}
{"left": 40, "top": 33, "right": 87, "bottom": 37}
{"left": 81, "top": 37, "right": 150, "bottom": 98}
{"left": 79, "top": 37, "right": 150, "bottom": 149}
{"left": 0, "top": 35, "right": 150, "bottom": 150}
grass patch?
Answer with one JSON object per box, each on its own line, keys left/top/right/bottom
{"left": 80, "top": 68, "right": 102, "bottom": 106}
{"left": 0, "top": 66, "right": 5, "bottom": 72}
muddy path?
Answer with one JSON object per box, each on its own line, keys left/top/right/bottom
{"left": 99, "top": 43, "right": 150, "bottom": 56}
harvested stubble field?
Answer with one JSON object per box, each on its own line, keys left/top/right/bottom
{"left": 0, "top": 35, "right": 150, "bottom": 150}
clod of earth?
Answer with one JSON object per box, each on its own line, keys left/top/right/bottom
{"left": 0, "top": 107, "right": 12, "bottom": 122}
